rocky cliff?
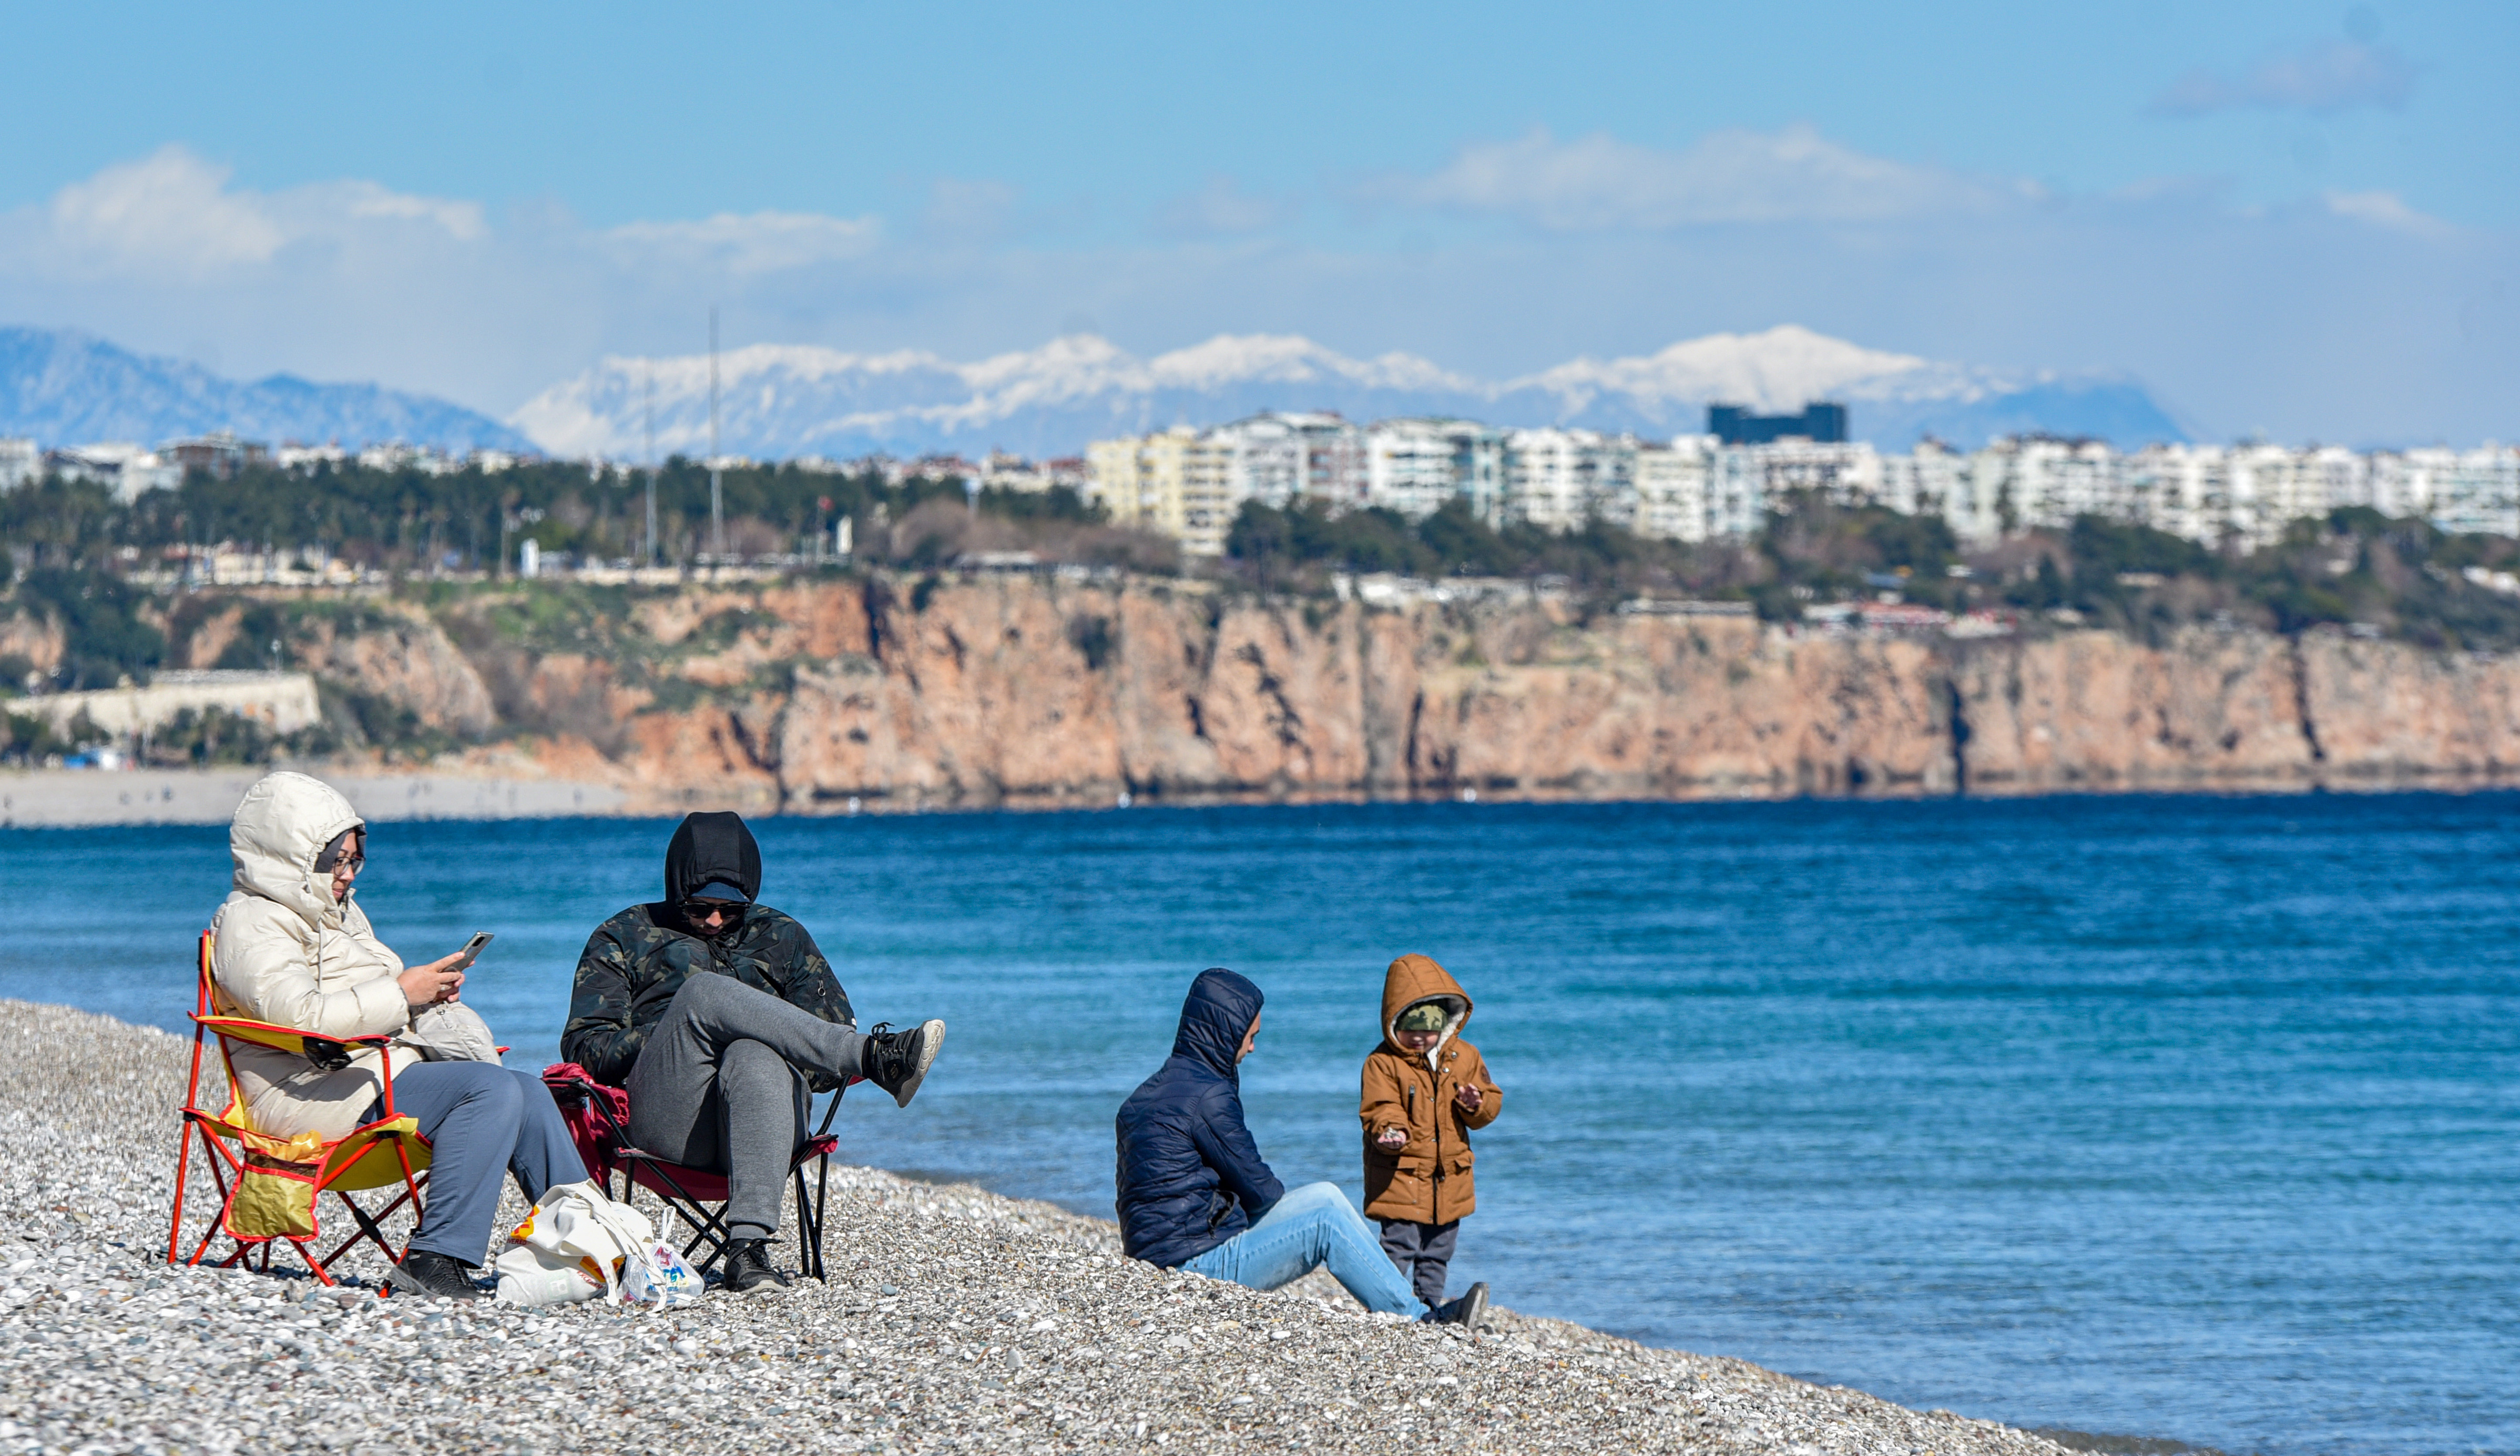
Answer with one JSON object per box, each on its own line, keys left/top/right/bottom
{"left": 270, "top": 573, "right": 2519, "bottom": 814}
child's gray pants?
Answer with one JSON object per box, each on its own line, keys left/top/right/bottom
{"left": 625, "top": 973, "right": 865, "bottom": 1244}
{"left": 1375, "top": 1216, "right": 1461, "bottom": 1306}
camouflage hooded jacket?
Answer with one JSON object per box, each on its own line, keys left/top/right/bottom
{"left": 560, "top": 812, "right": 856, "bottom": 1090}
{"left": 560, "top": 903, "right": 857, "bottom": 1090}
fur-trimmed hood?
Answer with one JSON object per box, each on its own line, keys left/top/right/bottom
{"left": 1380, "top": 952, "right": 1472, "bottom": 1061}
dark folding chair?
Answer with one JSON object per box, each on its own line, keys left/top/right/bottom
{"left": 539, "top": 1062, "right": 842, "bottom": 1281}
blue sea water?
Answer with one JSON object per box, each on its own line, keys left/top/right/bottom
{"left": 6, "top": 793, "right": 2515, "bottom": 1456}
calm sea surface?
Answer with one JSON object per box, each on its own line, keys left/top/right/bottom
{"left": 7, "top": 794, "right": 2515, "bottom": 1456}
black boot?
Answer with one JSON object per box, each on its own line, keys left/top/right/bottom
{"left": 863, "top": 1019, "right": 947, "bottom": 1108}
{"left": 718, "top": 1237, "right": 792, "bottom": 1296}
{"left": 1423, "top": 1281, "right": 1488, "bottom": 1328}
{"left": 387, "top": 1249, "right": 482, "bottom": 1301}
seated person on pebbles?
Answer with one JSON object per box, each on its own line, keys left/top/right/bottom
{"left": 1115, "top": 967, "right": 1489, "bottom": 1327}
{"left": 212, "top": 771, "right": 587, "bottom": 1301}
{"left": 562, "top": 810, "right": 945, "bottom": 1295}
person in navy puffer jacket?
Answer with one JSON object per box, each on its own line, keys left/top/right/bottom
{"left": 1114, "top": 968, "right": 1488, "bottom": 1326}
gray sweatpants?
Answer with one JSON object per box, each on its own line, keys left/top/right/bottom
{"left": 1376, "top": 1217, "right": 1461, "bottom": 1307}
{"left": 373, "top": 1062, "right": 587, "bottom": 1266}
{"left": 625, "top": 973, "right": 865, "bottom": 1243}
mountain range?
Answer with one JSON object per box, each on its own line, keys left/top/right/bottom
{"left": 0, "top": 323, "right": 2189, "bottom": 463}
{"left": 0, "top": 328, "right": 530, "bottom": 453}
{"left": 515, "top": 325, "right": 2190, "bottom": 460}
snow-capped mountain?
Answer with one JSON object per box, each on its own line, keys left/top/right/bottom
{"left": 0, "top": 328, "right": 530, "bottom": 452}
{"left": 511, "top": 325, "right": 2188, "bottom": 460}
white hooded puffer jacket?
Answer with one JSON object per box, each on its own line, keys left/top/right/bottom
{"left": 209, "top": 772, "right": 484, "bottom": 1140}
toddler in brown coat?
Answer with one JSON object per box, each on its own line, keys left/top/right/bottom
{"left": 1359, "top": 952, "right": 1503, "bottom": 1307}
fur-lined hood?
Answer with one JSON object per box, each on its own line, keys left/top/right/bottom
{"left": 1380, "top": 952, "right": 1472, "bottom": 1059}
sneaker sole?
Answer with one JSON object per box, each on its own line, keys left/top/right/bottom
{"left": 887, "top": 1019, "right": 946, "bottom": 1108}
{"left": 720, "top": 1277, "right": 794, "bottom": 1296}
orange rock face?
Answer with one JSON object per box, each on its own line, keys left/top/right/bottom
{"left": 313, "top": 575, "right": 2520, "bottom": 813}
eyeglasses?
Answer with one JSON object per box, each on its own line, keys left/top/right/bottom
{"left": 683, "top": 900, "right": 742, "bottom": 920}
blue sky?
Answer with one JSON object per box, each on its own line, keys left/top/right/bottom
{"left": 0, "top": 0, "right": 2510, "bottom": 444}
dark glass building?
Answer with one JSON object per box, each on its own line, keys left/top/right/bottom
{"left": 1708, "top": 402, "right": 1849, "bottom": 445}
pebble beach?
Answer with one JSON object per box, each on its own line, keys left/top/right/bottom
{"left": 0, "top": 1000, "right": 2084, "bottom": 1456}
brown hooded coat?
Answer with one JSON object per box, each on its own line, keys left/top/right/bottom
{"left": 1359, "top": 953, "right": 1502, "bottom": 1225}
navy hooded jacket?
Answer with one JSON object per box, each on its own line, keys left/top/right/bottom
{"left": 1115, "top": 968, "right": 1285, "bottom": 1268}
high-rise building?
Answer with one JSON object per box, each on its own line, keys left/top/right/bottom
{"left": 1708, "top": 402, "right": 1849, "bottom": 446}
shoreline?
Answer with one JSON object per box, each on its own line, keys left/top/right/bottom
{"left": 0, "top": 761, "right": 2514, "bottom": 829}
{"left": 2, "top": 996, "right": 2107, "bottom": 1455}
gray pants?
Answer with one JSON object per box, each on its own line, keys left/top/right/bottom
{"left": 625, "top": 973, "right": 865, "bottom": 1243}
{"left": 1376, "top": 1217, "right": 1461, "bottom": 1307}
{"left": 373, "top": 1062, "right": 587, "bottom": 1266}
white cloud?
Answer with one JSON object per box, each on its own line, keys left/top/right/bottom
{"left": 606, "top": 210, "right": 880, "bottom": 274}
{"left": 2151, "top": 39, "right": 2418, "bottom": 116}
{"left": 920, "top": 179, "right": 1022, "bottom": 242}
{"left": 0, "top": 134, "right": 2508, "bottom": 450}
{"left": 1379, "top": 125, "right": 2013, "bottom": 230}
{"left": 45, "top": 147, "right": 288, "bottom": 275}
{"left": 1156, "top": 176, "right": 1299, "bottom": 238}
{"left": 2322, "top": 189, "right": 2453, "bottom": 237}
{"left": 16, "top": 145, "right": 493, "bottom": 284}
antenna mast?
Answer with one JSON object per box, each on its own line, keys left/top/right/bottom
{"left": 642, "top": 361, "right": 657, "bottom": 567}
{"left": 708, "top": 306, "right": 725, "bottom": 562}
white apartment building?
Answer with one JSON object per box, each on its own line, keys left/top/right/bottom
{"left": 1089, "top": 411, "right": 2520, "bottom": 559}
{"left": 0, "top": 438, "right": 37, "bottom": 490}
{"left": 1503, "top": 428, "right": 1605, "bottom": 532}
{"left": 44, "top": 443, "right": 182, "bottom": 501}
{"left": 1634, "top": 437, "right": 1712, "bottom": 544}
{"left": 2427, "top": 445, "right": 2520, "bottom": 539}
{"left": 1205, "top": 412, "right": 1366, "bottom": 511}
{"left": 1878, "top": 438, "right": 1966, "bottom": 523}
{"left": 1364, "top": 418, "right": 1504, "bottom": 524}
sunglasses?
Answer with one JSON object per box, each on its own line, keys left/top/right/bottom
{"left": 683, "top": 899, "right": 743, "bottom": 919}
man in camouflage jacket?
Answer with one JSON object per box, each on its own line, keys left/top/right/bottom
{"left": 562, "top": 811, "right": 945, "bottom": 1294}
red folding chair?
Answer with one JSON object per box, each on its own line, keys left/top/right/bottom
{"left": 167, "top": 931, "right": 433, "bottom": 1286}
{"left": 540, "top": 1062, "right": 842, "bottom": 1282}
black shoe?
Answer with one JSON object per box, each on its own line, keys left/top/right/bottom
{"left": 718, "top": 1238, "right": 793, "bottom": 1296}
{"left": 1423, "top": 1281, "right": 1489, "bottom": 1328}
{"left": 387, "top": 1250, "right": 482, "bottom": 1301}
{"left": 863, "top": 1019, "right": 946, "bottom": 1108}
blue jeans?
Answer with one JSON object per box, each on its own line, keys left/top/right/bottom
{"left": 1178, "top": 1182, "right": 1429, "bottom": 1318}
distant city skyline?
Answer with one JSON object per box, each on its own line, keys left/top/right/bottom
{"left": 0, "top": 2, "right": 2508, "bottom": 446}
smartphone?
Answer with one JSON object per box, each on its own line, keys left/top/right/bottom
{"left": 450, "top": 931, "right": 493, "bottom": 971}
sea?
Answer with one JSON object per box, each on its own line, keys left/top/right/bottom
{"left": 6, "top": 792, "right": 2514, "bottom": 1456}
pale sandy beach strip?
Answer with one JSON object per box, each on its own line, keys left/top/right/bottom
{"left": 0, "top": 999, "right": 2082, "bottom": 1455}
{"left": 0, "top": 770, "right": 627, "bottom": 828}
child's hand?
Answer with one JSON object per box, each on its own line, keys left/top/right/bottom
{"left": 1375, "top": 1126, "right": 1407, "bottom": 1152}
{"left": 1454, "top": 1083, "right": 1482, "bottom": 1113}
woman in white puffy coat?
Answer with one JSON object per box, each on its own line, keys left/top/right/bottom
{"left": 212, "top": 771, "right": 585, "bottom": 1300}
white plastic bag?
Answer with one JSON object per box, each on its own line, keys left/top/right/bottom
{"left": 492, "top": 1180, "right": 652, "bottom": 1306}
{"left": 619, "top": 1234, "right": 705, "bottom": 1308}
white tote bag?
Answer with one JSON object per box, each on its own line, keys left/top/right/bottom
{"left": 492, "top": 1181, "right": 652, "bottom": 1306}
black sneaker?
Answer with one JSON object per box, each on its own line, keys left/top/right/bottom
{"left": 387, "top": 1250, "right": 482, "bottom": 1301}
{"left": 719, "top": 1238, "right": 792, "bottom": 1296}
{"left": 863, "top": 1019, "right": 946, "bottom": 1108}
{"left": 1423, "top": 1281, "right": 1489, "bottom": 1328}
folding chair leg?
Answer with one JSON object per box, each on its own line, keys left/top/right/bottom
{"left": 167, "top": 1124, "right": 197, "bottom": 1265}
{"left": 813, "top": 1153, "right": 832, "bottom": 1281}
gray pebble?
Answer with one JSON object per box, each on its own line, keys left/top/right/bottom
{"left": 0, "top": 998, "right": 2083, "bottom": 1455}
